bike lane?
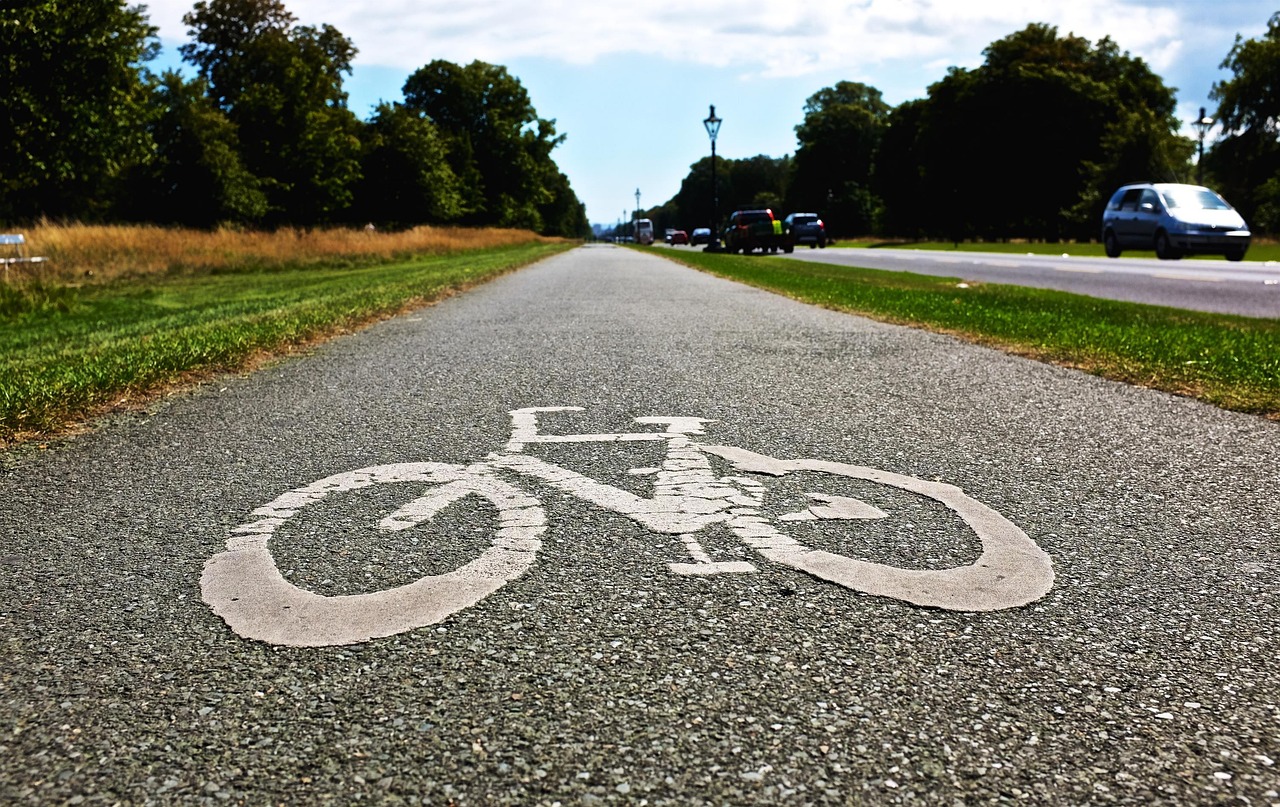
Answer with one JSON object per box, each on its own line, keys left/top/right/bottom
{"left": 1, "top": 244, "right": 1277, "bottom": 804}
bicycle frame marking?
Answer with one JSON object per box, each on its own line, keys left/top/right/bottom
{"left": 202, "top": 407, "right": 1055, "bottom": 647}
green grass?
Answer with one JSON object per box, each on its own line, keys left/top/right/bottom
{"left": 0, "top": 241, "right": 573, "bottom": 441}
{"left": 659, "top": 248, "right": 1280, "bottom": 419}
{"left": 832, "top": 239, "right": 1280, "bottom": 262}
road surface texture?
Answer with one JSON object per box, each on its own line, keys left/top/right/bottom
{"left": 2, "top": 245, "right": 1277, "bottom": 805}
{"left": 755, "top": 246, "right": 1280, "bottom": 318}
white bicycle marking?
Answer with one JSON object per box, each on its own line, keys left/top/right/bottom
{"left": 201, "top": 463, "right": 543, "bottom": 647}
{"left": 202, "top": 408, "right": 1055, "bottom": 646}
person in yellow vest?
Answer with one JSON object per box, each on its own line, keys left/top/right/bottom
{"left": 772, "top": 214, "right": 782, "bottom": 236}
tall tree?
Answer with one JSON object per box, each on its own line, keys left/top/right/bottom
{"left": 0, "top": 0, "right": 158, "bottom": 222}
{"left": 121, "top": 71, "right": 267, "bottom": 226}
{"left": 402, "top": 60, "right": 578, "bottom": 233}
{"left": 666, "top": 154, "right": 792, "bottom": 233}
{"left": 354, "top": 102, "right": 463, "bottom": 227}
{"left": 179, "top": 0, "right": 362, "bottom": 225}
{"left": 1208, "top": 12, "right": 1280, "bottom": 232}
{"left": 788, "top": 81, "right": 890, "bottom": 234}
{"left": 904, "top": 24, "right": 1187, "bottom": 241}
{"left": 873, "top": 99, "right": 928, "bottom": 239}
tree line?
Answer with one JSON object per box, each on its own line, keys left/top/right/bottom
{"left": 642, "top": 19, "right": 1280, "bottom": 241}
{"left": 0, "top": 0, "right": 589, "bottom": 237}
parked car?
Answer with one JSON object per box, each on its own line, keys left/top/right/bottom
{"left": 785, "top": 213, "right": 826, "bottom": 248}
{"left": 668, "top": 229, "right": 689, "bottom": 245}
{"left": 723, "top": 209, "right": 794, "bottom": 254}
{"left": 1101, "top": 183, "right": 1250, "bottom": 261}
{"left": 690, "top": 227, "right": 712, "bottom": 246}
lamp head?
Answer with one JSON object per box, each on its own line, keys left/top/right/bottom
{"left": 704, "top": 105, "right": 722, "bottom": 142}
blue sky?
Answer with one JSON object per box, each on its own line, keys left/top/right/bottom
{"left": 142, "top": 1, "right": 1276, "bottom": 228}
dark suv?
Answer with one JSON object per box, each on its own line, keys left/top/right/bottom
{"left": 785, "top": 213, "right": 826, "bottom": 248}
{"left": 723, "top": 209, "right": 793, "bottom": 254}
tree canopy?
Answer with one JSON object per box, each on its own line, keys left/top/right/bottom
{"left": 403, "top": 60, "right": 575, "bottom": 232}
{"left": 0, "top": 0, "right": 158, "bottom": 221}
{"left": 180, "top": 0, "right": 362, "bottom": 225}
{"left": 0, "top": 0, "right": 588, "bottom": 235}
{"left": 656, "top": 23, "right": 1193, "bottom": 241}
{"left": 788, "top": 82, "right": 890, "bottom": 233}
{"left": 1207, "top": 12, "right": 1280, "bottom": 232}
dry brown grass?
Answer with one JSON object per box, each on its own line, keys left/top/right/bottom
{"left": 9, "top": 221, "right": 557, "bottom": 283}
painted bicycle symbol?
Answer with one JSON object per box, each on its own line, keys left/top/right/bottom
{"left": 202, "top": 407, "right": 1054, "bottom": 646}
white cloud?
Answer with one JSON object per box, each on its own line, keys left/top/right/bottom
{"left": 141, "top": 0, "right": 1190, "bottom": 78}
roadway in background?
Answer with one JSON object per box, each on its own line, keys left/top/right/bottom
{"left": 665, "top": 244, "right": 1280, "bottom": 319}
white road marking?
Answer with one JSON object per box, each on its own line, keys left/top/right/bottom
{"left": 1149, "top": 273, "right": 1223, "bottom": 282}
{"left": 203, "top": 409, "right": 1056, "bottom": 646}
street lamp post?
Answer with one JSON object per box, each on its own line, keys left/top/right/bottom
{"left": 1193, "top": 106, "right": 1214, "bottom": 186}
{"left": 703, "top": 105, "right": 723, "bottom": 252}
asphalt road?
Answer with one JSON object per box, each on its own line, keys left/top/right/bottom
{"left": 671, "top": 244, "right": 1280, "bottom": 319}
{"left": 2, "top": 245, "right": 1277, "bottom": 804}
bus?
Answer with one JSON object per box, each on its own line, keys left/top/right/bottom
{"left": 635, "top": 218, "right": 655, "bottom": 245}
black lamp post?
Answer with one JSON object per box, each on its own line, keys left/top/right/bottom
{"left": 1193, "top": 106, "right": 1214, "bottom": 186}
{"left": 703, "top": 104, "right": 723, "bottom": 252}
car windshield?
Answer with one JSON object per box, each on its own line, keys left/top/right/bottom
{"left": 1160, "top": 187, "right": 1232, "bottom": 211}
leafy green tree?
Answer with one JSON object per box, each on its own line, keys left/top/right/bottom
{"left": 729, "top": 154, "right": 792, "bottom": 213}
{"left": 874, "top": 99, "right": 928, "bottom": 238}
{"left": 1208, "top": 12, "right": 1280, "bottom": 232}
{"left": 402, "top": 60, "right": 583, "bottom": 234}
{"left": 538, "top": 169, "right": 590, "bottom": 238}
{"left": 669, "top": 154, "right": 793, "bottom": 234}
{"left": 902, "top": 24, "right": 1187, "bottom": 241}
{"left": 0, "top": 0, "right": 158, "bottom": 222}
{"left": 354, "top": 102, "right": 463, "bottom": 227}
{"left": 179, "top": 0, "right": 362, "bottom": 225}
{"left": 671, "top": 156, "right": 728, "bottom": 233}
{"left": 121, "top": 71, "right": 267, "bottom": 226}
{"left": 788, "top": 82, "right": 890, "bottom": 234}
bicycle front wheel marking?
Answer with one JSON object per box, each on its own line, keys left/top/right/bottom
{"left": 706, "top": 446, "right": 1054, "bottom": 611}
{"left": 201, "top": 463, "right": 544, "bottom": 647}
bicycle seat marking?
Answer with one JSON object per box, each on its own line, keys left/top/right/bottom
{"left": 202, "top": 407, "right": 1055, "bottom": 647}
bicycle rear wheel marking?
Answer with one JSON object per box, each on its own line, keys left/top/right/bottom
{"left": 201, "top": 463, "right": 543, "bottom": 647}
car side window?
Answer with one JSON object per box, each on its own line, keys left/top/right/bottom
{"left": 1139, "top": 189, "right": 1160, "bottom": 211}
{"left": 1119, "top": 189, "right": 1142, "bottom": 211}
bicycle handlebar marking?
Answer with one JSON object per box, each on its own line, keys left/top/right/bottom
{"left": 203, "top": 409, "right": 1055, "bottom": 646}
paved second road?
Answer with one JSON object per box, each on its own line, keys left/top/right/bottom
{"left": 768, "top": 246, "right": 1280, "bottom": 318}
{"left": 2, "top": 245, "right": 1277, "bottom": 804}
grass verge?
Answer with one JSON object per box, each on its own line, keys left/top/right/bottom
{"left": 1, "top": 240, "right": 573, "bottom": 442}
{"left": 659, "top": 248, "right": 1280, "bottom": 420}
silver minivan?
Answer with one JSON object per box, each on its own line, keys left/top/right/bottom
{"left": 1101, "top": 183, "right": 1250, "bottom": 261}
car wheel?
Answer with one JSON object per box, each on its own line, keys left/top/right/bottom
{"left": 1103, "top": 230, "right": 1121, "bottom": 258}
{"left": 1154, "top": 231, "right": 1182, "bottom": 260}
{"left": 1225, "top": 248, "right": 1246, "bottom": 262}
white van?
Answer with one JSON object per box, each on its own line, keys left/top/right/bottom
{"left": 635, "top": 218, "right": 655, "bottom": 245}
